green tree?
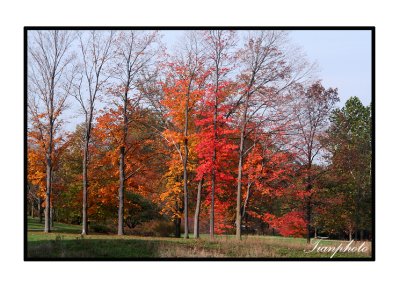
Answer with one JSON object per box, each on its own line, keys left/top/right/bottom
{"left": 323, "top": 96, "right": 372, "bottom": 240}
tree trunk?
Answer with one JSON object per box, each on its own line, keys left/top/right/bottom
{"left": 306, "top": 196, "right": 312, "bottom": 244}
{"left": 44, "top": 86, "right": 55, "bottom": 233}
{"left": 306, "top": 166, "right": 312, "bottom": 244}
{"left": 210, "top": 97, "right": 218, "bottom": 240}
{"left": 44, "top": 152, "right": 52, "bottom": 233}
{"left": 236, "top": 128, "right": 245, "bottom": 240}
{"left": 194, "top": 177, "right": 203, "bottom": 238}
{"left": 118, "top": 146, "right": 125, "bottom": 235}
{"left": 235, "top": 158, "right": 243, "bottom": 239}
{"left": 210, "top": 167, "right": 215, "bottom": 240}
{"left": 355, "top": 193, "right": 361, "bottom": 241}
{"left": 174, "top": 217, "right": 181, "bottom": 238}
{"left": 236, "top": 93, "right": 250, "bottom": 241}
{"left": 183, "top": 146, "right": 189, "bottom": 238}
{"left": 183, "top": 94, "right": 190, "bottom": 239}
{"left": 82, "top": 139, "right": 89, "bottom": 235}
{"left": 50, "top": 207, "right": 54, "bottom": 228}
{"left": 242, "top": 182, "right": 252, "bottom": 219}
{"left": 118, "top": 91, "right": 128, "bottom": 236}
{"left": 38, "top": 197, "right": 42, "bottom": 223}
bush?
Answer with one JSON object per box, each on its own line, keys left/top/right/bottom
{"left": 130, "top": 220, "right": 175, "bottom": 237}
{"left": 124, "top": 192, "right": 161, "bottom": 228}
{"left": 90, "top": 223, "right": 112, "bottom": 234}
{"left": 70, "top": 215, "right": 82, "bottom": 225}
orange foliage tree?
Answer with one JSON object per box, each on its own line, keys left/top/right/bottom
{"left": 159, "top": 48, "right": 209, "bottom": 237}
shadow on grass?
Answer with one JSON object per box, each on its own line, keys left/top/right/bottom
{"left": 27, "top": 238, "right": 161, "bottom": 259}
{"left": 28, "top": 217, "right": 83, "bottom": 234}
{"left": 27, "top": 235, "right": 372, "bottom": 259}
{"left": 26, "top": 218, "right": 372, "bottom": 259}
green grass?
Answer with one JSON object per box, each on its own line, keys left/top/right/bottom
{"left": 28, "top": 217, "right": 82, "bottom": 235}
{"left": 27, "top": 218, "right": 372, "bottom": 259}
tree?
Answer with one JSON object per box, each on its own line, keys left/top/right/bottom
{"left": 160, "top": 33, "right": 208, "bottom": 238}
{"left": 72, "top": 31, "right": 114, "bottom": 235}
{"left": 289, "top": 81, "right": 339, "bottom": 243}
{"left": 233, "top": 30, "right": 312, "bottom": 240}
{"left": 193, "top": 175, "right": 204, "bottom": 238}
{"left": 195, "top": 87, "right": 238, "bottom": 235}
{"left": 322, "top": 96, "right": 372, "bottom": 240}
{"left": 110, "top": 30, "right": 159, "bottom": 235}
{"left": 27, "top": 138, "right": 46, "bottom": 222}
{"left": 201, "top": 30, "right": 238, "bottom": 239}
{"left": 86, "top": 107, "right": 165, "bottom": 230}
{"left": 238, "top": 131, "right": 302, "bottom": 237}
{"left": 28, "top": 30, "right": 75, "bottom": 232}
{"left": 160, "top": 150, "right": 185, "bottom": 237}
{"left": 53, "top": 126, "right": 84, "bottom": 225}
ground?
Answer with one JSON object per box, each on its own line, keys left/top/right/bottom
{"left": 27, "top": 218, "right": 372, "bottom": 259}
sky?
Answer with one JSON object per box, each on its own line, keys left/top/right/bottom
{"left": 61, "top": 30, "right": 372, "bottom": 131}
{"left": 162, "top": 30, "right": 372, "bottom": 107}
{"left": 290, "top": 30, "right": 371, "bottom": 106}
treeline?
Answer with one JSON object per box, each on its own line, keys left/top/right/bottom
{"left": 27, "top": 30, "right": 372, "bottom": 242}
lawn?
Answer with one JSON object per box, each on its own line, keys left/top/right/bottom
{"left": 26, "top": 218, "right": 372, "bottom": 259}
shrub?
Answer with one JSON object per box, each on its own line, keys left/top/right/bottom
{"left": 70, "top": 215, "right": 82, "bottom": 225}
{"left": 90, "top": 223, "right": 112, "bottom": 234}
{"left": 131, "top": 220, "right": 175, "bottom": 237}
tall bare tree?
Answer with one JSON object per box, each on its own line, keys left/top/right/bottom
{"left": 289, "top": 82, "right": 338, "bottom": 243}
{"left": 28, "top": 30, "right": 75, "bottom": 233}
{"left": 72, "top": 30, "right": 114, "bottom": 235}
{"left": 233, "top": 31, "right": 314, "bottom": 240}
{"left": 111, "top": 30, "right": 159, "bottom": 235}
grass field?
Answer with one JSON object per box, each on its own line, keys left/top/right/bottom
{"left": 27, "top": 218, "right": 372, "bottom": 259}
